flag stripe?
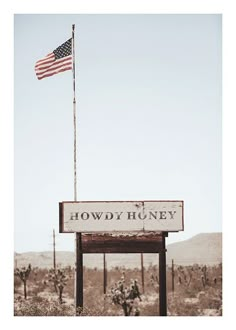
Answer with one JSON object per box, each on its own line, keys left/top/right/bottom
{"left": 35, "top": 53, "right": 55, "bottom": 66}
{"left": 35, "top": 55, "right": 72, "bottom": 73}
{"left": 35, "top": 57, "right": 72, "bottom": 79}
{"left": 36, "top": 66, "right": 72, "bottom": 79}
{"left": 36, "top": 62, "right": 72, "bottom": 79}
{"left": 37, "top": 66, "right": 73, "bottom": 80}
{"left": 35, "top": 58, "right": 55, "bottom": 69}
{"left": 36, "top": 62, "right": 72, "bottom": 77}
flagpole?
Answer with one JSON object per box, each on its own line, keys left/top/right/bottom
{"left": 72, "top": 24, "right": 77, "bottom": 202}
{"left": 72, "top": 24, "right": 83, "bottom": 313}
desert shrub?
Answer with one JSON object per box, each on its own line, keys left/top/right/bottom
{"left": 14, "top": 297, "right": 75, "bottom": 316}
{"left": 76, "top": 305, "right": 107, "bottom": 316}
{"left": 14, "top": 296, "right": 107, "bottom": 316}
{"left": 197, "top": 287, "right": 222, "bottom": 310}
{"left": 167, "top": 295, "right": 200, "bottom": 316}
{"left": 14, "top": 274, "right": 22, "bottom": 292}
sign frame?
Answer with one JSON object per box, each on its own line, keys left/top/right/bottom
{"left": 59, "top": 200, "right": 184, "bottom": 233}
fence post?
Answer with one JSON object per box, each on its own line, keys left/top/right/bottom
{"left": 172, "top": 259, "right": 175, "bottom": 292}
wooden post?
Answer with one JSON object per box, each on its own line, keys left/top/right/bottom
{"left": 159, "top": 233, "right": 167, "bottom": 316}
{"left": 103, "top": 253, "right": 107, "bottom": 294}
{"left": 53, "top": 229, "right": 56, "bottom": 270}
{"left": 172, "top": 259, "right": 174, "bottom": 292}
{"left": 23, "top": 280, "right": 27, "bottom": 299}
{"left": 53, "top": 229, "right": 58, "bottom": 293}
{"left": 75, "top": 232, "right": 83, "bottom": 311}
{"left": 141, "top": 253, "right": 145, "bottom": 293}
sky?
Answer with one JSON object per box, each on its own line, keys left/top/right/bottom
{"left": 13, "top": 13, "right": 222, "bottom": 252}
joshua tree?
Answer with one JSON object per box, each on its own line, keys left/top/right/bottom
{"left": 186, "top": 266, "right": 193, "bottom": 287}
{"left": 110, "top": 274, "right": 142, "bottom": 316}
{"left": 14, "top": 264, "right": 31, "bottom": 299}
{"left": 176, "top": 266, "right": 193, "bottom": 287}
{"left": 150, "top": 273, "right": 159, "bottom": 292}
{"left": 48, "top": 268, "right": 68, "bottom": 303}
{"left": 201, "top": 265, "right": 208, "bottom": 288}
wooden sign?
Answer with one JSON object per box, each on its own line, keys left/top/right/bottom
{"left": 59, "top": 200, "right": 184, "bottom": 233}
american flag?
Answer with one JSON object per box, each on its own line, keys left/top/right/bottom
{"left": 35, "top": 38, "right": 72, "bottom": 80}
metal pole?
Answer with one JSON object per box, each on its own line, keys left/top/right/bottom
{"left": 72, "top": 25, "right": 77, "bottom": 202}
{"left": 141, "top": 253, "right": 145, "bottom": 294}
{"left": 159, "top": 233, "right": 167, "bottom": 316}
{"left": 72, "top": 24, "right": 83, "bottom": 312}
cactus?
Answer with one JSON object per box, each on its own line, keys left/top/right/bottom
{"left": 186, "top": 267, "right": 193, "bottom": 287}
{"left": 178, "top": 275, "right": 182, "bottom": 285}
{"left": 176, "top": 266, "right": 193, "bottom": 287}
{"left": 201, "top": 265, "right": 207, "bottom": 288}
{"left": 110, "top": 273, "right": 141, "bottom": 316}
{"left": 150, "top": 273, "right": 159, "bottom": 292}
{"left": 48, "top": 268, "right": 68, "bottom": 303}
{"left": 14, "top": 264, "right": 31, "bottom": 299}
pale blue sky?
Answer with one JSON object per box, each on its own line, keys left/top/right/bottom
{"left": 14, "top": 14, "right": 221, "bottom": 252}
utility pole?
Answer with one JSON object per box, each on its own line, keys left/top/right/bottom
{"left": 53, "top": 229, "right": 58, "bottom": 293}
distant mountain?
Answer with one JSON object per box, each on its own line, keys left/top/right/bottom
{"left": 14, "top": 232, "right": 222, "bottom": 269}
{"left": 166, "top": 232, "right": 222, "bottom": 265}
{"left": 14, "top": 251, "right": 74, "bottom": 269}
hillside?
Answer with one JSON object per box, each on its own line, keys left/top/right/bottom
{"left": 166, "top": 232, "right": 222, "bottom": 265}
{"left": 14, "top": 232, "right": 222, "bottom": 269}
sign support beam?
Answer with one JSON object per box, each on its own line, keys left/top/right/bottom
{"left": 159, "top": 232, "right": 167, "bottom": 316}
{"left": 75, "top": 232, "right": 83, "bottom": 312}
